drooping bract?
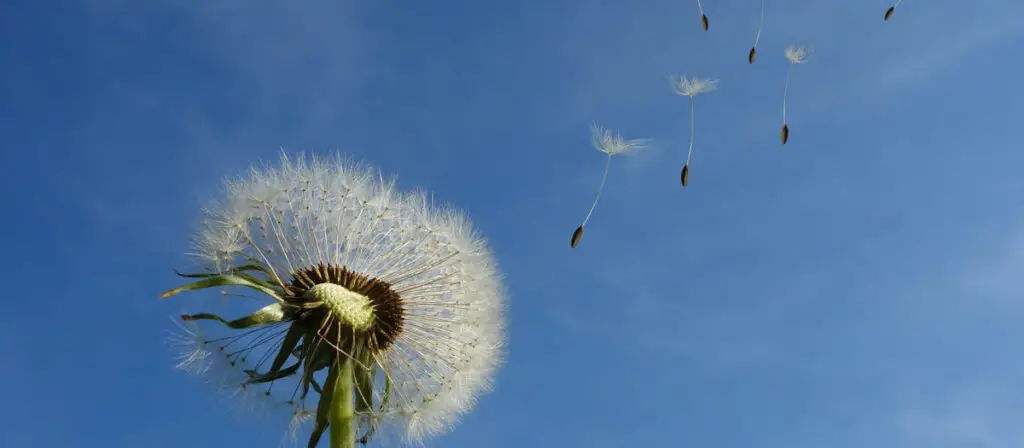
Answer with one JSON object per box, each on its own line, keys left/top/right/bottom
{"left": 161, "top": 152, "right": 507, "bottom": 448}
{"left": 781, "top": 45, "right": 809, "bottom": 144}
{"left": 669, "top": 74, "right": 718, "bottom": 187}
{"left": 571, "top": 124, "right": 650, "bottom": 248}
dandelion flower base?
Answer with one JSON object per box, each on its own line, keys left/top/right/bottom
{"left": 305, "top": 283, "right": 375, "bottom": 332}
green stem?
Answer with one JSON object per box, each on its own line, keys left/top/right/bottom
{"left": 329, "top": 358, "right": 355, "bottom": 448}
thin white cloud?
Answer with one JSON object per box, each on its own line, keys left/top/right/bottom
{"left": 959, "top": 227, "right": 1024, "bottom": 304}
{"left": 897, "top": 381, "right": 1024, "bottom": 447}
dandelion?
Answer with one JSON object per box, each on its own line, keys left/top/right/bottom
{"left": 781, "top": 45, "right": 809, "bottom": 144}
{"left": 697, "top": 0, "right": 710, "bottom": 30}
{"left": 571, "top": 124, "right": 650, "bottom": 248}
{"left": 749, "top": 0, "right": 765, "bottom": 64}
{"left": 884, "top": 0, "right": 904, "bottom": 21}
{"left": 160, "top": 152, "right": 507, "bottom": 448}
{"left": 670, "top": 74, "right": 718, "bottom": 187}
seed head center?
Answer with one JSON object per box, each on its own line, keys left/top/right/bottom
{"left": 304, "top": 283, "right": 375, "bottom": 332}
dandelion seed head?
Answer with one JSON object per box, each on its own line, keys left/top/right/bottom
{"left": 181, "top": 151, "right": 507, "bottom": 445}
{"left": 669, "top": 74, "right": 719, "bottom": 97}
{"left": 589, "top": 124, "right": 650, "bottom": 156}
{"left": 785, "top": 45, "right": 810, "bottom": 64}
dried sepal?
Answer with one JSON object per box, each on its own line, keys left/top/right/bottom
{"left": 571, "top": 225, "right": 584, "bottom": 248}
{"left": 781, "top": 124, "right": 789, "bottom": 144}
{"left": 884, "top": 6, "right": 895, "bottom": 21}
{"left": 749, "top": 47, "right": 757, "bottom": 64}
{"left": 701, "top": 14, "right": 709, "bottom": 31}
{"left": 681, "top": 164, "right": 690, "bottom": 187}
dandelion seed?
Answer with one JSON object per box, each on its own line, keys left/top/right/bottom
{"left": 697, "top": 0, "right": 710, "bottom": 30}
{"left": 168, "top": 317, "right": 314, "bottom": 428}
{"left": 572, "top": 124, "right": 650, "bottom": 248}
{"left": 670, "top": 74, "right": 718, "bottom": 187}
{"left": 161, "top": 152, "right": 507, "bottom": 448}
{"left": 781, "top": 45, "right": 809, "bottom": 145}
{"left": 884, "top": 0, "right": 904, "bottom": 21}
{"left": 749, "top": 0, "right": 765, "bottom": 64}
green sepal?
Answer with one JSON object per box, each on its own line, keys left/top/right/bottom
{"left": 180, "top": 303, "right": 285, "bottom": 329}
{"left": 243, "top": 323, "right": 304, "bottom": 384}
{"left": 267, "top": 323, "right": 305, "bottom": 374}
{"left": 159, "top": 274, "right": 283, "bottom": 302}
{"left": 172, "top": 264, "right": 268, "bottom": 278}
{"left": 299, "top": 331, "right": 320, "bottom": 400}
{"left": 245, "top": 362, "right": 300, "bottom": 384}
{"left": 173, "top": 266, "right": 282, "bottom": 292}
{"left": 354, "top": 346, "right": 378, "bottom": 444}
{"left": 307, "top": 360, "right": 340, "bottom": 448}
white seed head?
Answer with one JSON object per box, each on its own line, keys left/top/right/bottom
{"left": 589, "top": 124, "right": 651, "bottom": 156}
{"left": 669, "top": 74, "right": 719, "bottom": 97}
{"left": 785, "top": 45, "right": 810, "bottom": 64}
{"left": 186, "top": 151, "right": 507, "bottom": 445}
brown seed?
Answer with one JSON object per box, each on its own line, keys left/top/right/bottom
{"left": 781, "top": 124, "right": 789, "bottom": 144}
{"left": 701, "top": 15, "right": 709, "bottom": 31}
{"left": 681, "top": 164, "right": 690, "bottom": 187}
{"left": 884, "top": 6, "right": 894, "bottom": 21}
{"left": 571, "top": 225, "right": 584, "bottom": 248}
{"left": 748, "top": 47, "right": 757, "bottom": 64}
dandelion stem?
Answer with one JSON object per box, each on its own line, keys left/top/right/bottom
{"left": 782, "top": 62, "right": 793, "bottom": 124}
{"left": 686, "top": 96, "right": 696, "bottom": 164}
{"left": 581, "top": 154, "right": 612, "bottom": 227}
{"left": 753, "top": 0, "right": 765, "bottom": 48}
{"left": 328, "top": 358, "right": 356, "bottom": 448}
{"left": 696, "top": 0, "right": 705, "bottom": 16}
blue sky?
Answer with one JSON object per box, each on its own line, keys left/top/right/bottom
{"left": 3, "top": 0, "right": 1024, "bottom": 446}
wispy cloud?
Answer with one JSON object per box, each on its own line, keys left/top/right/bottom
{"left": 897, "top": 380, "right": 1024, "bottom": 447}
{"left": 959, "top": 227, "right": 1024, "bottom": 305}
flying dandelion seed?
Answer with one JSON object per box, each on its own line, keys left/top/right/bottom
{"left": 749, "top": 0, "right": 765, "bottom": 64}
{"left": 670, "top": 74, "right": 718, "bottom": 187}
{"left": 884, "top": 0, "right": 904, "bottom": 21}
{"left": 571, "top": 124, "right": 650, "bottom": 248}
{"left": 697, "top": 0, "right": 710, "bottom": 30}
{"left": 781, "top": 45, "right": 809, "bottom": 145}
{"left": 161, "top": 152, "right": 507, "bottom": 448}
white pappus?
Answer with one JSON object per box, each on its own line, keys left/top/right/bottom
{"left": 162, "top": 151, "right": 507, "bottom": 448}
